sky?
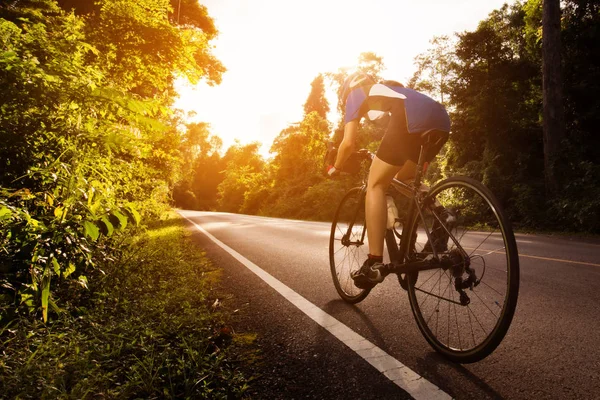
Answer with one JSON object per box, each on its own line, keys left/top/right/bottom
{"left": 174, "top": 0, "right": 516, "bottom": 157}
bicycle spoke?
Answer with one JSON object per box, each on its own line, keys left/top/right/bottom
{"left": 467, "top": 302, "right": 476, "bottom": 348}
{"left": 418, "top": 270, "right": 445, "bottom": 309}
{"left": 447, "top": 289, "right": 451, "bottom": 349}
{"left": 451, "top": 283, "right": 463, "bottom": 350}
{"left": 407, "top": 177, "right": 519, "bottom": 362}
{"left": 329, "top": 187, "right": 370, "bottom": 303}
{"left": 468, "top": 258, "right": 508, "bottom": 275}
{"left": 425, "top": 274, "right": 453, "bottom": 326}
{"left": 468, "top": 230, "right": 497, "bottom": 257}
{"left": 466, "top": 303, "right": 489, "bottom": 337}
{"left": 470, "top": 288, "right": 499, "bottom": 319}
{"left": 479, "top": 279, "right": 505, "bottom": 298}
{"left": 416, "top": 267, "right": 443, "bottom": 290}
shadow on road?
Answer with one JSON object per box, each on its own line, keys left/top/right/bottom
{"left": 321, "top": 299, "right": 389, "bottom": 349}
{"left": 415, "top": 352, "right": 505, "bottom": 399}
{"left": 319, "top": 300, "right": 505, "bottom": 399}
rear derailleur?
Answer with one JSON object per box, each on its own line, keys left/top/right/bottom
{"left": 440, "top": 250, "right": 479, "bottom": 306}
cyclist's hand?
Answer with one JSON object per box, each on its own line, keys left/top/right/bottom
{"left": 326, "top": 165, "right": 340, "bottom": 177}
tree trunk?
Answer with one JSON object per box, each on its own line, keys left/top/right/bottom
{"left": 542, "top": 0, "right": 565, "bottom": 196}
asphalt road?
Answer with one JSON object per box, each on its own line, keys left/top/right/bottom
{"left": 180, "top": 210, "right": 600, "bottom": 400}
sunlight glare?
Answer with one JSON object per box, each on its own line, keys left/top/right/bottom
{"left": 174, "top": 0, "right": 514, "bottom": 157}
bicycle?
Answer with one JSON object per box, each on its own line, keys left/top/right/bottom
{"left": 328, "top": 130, "right": 520, "bottom": 363}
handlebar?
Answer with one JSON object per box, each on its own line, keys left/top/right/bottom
{"left": 355, "top": 148, "right": 374, "bottom": 160}
{"left": 325, "top": 141, "right": 374, "bottom": 175}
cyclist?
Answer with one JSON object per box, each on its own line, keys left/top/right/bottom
{"left": 326, "top": 71, "right": 452, "bottom": 289}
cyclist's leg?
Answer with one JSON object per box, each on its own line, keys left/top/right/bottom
{"left": 366, "top": 97, "right": 411, "bottom": 258}
{"left": 393, "top": 160, "right": 429, "bottom": 195}
{"left": 395, "top": 159, "right": 417, "bottom": 182}
{"left": 351, "top": 156, "right": 401, "bottom": 289}
{"left": 365, "top": 156, "right": 402, "bottom": 257}
{"left": 353, "top": 97, "right": 412, "bottom": 288}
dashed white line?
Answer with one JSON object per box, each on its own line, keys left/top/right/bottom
{"left": 180, "top": 211, "right": 452, "bottom": 400}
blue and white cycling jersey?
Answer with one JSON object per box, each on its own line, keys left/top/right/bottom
{"left": 344, "top": 83, "right": 451, "bottom": 134}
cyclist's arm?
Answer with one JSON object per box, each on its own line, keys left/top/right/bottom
{"left": 334, "top": 120, "right": 359, "bottom": 169}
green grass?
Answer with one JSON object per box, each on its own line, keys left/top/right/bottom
{"left": 0, "top": 212, "right": 252, "bottom": 399}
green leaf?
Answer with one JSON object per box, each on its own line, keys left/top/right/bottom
{"left": 98, "top": 216, "right": 114, "bottom": 236}
{"left": 49, "top": 298, "right": 62, "bottom": 314}
{"left": 137, "top": 115, "right": 169, "bottom": 132}
{"left": 83, "top": 221, "right": 100, "bottom": 241}
{"left": 24, "top": 212, "right": 40, "bottom": 228}
{"left": 78, "top": 276, "right": 88, "bottom": 289}
{"left": 0, "top": 206, "right": 11, "bottom": 220}
{"left": 51, "top": 258, "right": 60, "bottom": 275}
{"left": 126, "top": 98, "right": 148, "bottom": 114}
{"left": 89, "top": 200, "right": 102, "bottom": 217}
{"left": 54, "top": 206, "right": 66, "bottom": 220}
{"left": 0, "top": 50, "right": 18, "bottom": 63}
{"left": 41, "top": 271, "right": 51, "bottom": 323}
{"left": 109, "top": 210, "right": 128, "bottom": 230}
{"left": 63, "top": 262, "right": 76, "bottom": 279}
{"left": 124, "top": 205, "right": 141, "bottom": 226}
{"left": 20, "top": 292, "right": 34, "bottom": 308}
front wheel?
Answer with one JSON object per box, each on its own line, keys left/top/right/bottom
{"left": 406, "top": 177, "right": 520, "bottom": 363}
{"left": 329, "top": 187, "right": 370, "bottom": 303}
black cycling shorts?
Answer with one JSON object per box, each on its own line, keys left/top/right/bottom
{"left": 368, "top": 96, "right": 447, "bottom": 166}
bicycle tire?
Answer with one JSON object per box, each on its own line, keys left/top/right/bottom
{"left": 406, "top": 176, "right": 519, "bottom": 363}
{"left": 329, "top": 187, "right": 371, "bottom": 303}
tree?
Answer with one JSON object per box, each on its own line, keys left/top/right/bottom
{"left": 542, "top": 0, "right": 565, "bottom": 195}
{"left": 173, "top": 122, "right": 224, "bottom": 210}
{"left": 0, "top": 0, "right": 227, "bottom": 319}
{"left": 328, "top": 52, "right": 386, "bottom": 122}
{"left": 83, "top": 0, "right": 224, "bottom": 97}
{"left": 303, "top": 74, "right": 329, "bottom": 119}
{"left": 409, "top": 36, "right": 455, "bottom": 105}
{"left": 217, "top": 142, "right": 265, "bottom": 213}
{"left": 446, "top": 3, "right": 543, "bottom": 220}
{"left": 358, "top": 52, "right": 385, "bottom": 80}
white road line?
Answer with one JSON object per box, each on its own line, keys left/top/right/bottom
{"left": 180, "top": 212, "right": 452, "bottom": 400}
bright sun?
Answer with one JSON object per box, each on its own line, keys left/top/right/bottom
{"left": 174, "top": 0, "right": 514, "bottom": 157}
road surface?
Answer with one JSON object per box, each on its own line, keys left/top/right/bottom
{"left": 180, "top": 210, "right": 600, "bottom": 400}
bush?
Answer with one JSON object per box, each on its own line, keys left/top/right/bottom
{"left": 0, "top": 214, "right": 251, "bottom": 398}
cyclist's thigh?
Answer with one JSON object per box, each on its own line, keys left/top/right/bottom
{"left": 395, "top": 160, "right": 417, "bottom": 182}
{"left": 374, "top": 99, "right": 421, "bottom": 166}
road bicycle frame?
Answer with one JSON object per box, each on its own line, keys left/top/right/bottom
{"left": 330, "top": 130, "right": 519, "bottom": 362}
{"left": 348, "top": 130, "right": 471, "bottom": 292}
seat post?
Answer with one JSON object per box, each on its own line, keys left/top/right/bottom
{"left": 412, "top": 143, "right": 428, "bottom": 189}
{"left": 396, "top": 142, "right": 428, "bottom": 264}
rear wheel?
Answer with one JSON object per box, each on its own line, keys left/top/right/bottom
{"left": 329, "top": 187, "right": 370, "bottom": 303}
{"left": 406, "top": 176, "right": 519, "bottom": 363}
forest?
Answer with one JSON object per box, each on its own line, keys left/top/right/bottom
{"left": 0, "top": 0, "right": 598, "bottom": 397}
{"left": 173, "top": 0, "right": 599, "bottom": 234}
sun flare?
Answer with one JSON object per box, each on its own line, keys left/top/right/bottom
{"left": 174, "top": 0, "right": 513, "bottom": 157}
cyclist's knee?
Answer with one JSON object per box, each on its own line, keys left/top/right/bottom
{"left": 368, "top": 156, "right": 401, "bottom": 190}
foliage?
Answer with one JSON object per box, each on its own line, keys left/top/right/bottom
{"left": 403, "top": 0, "right": 600, "bottom": 232}
{"left": 173, "top": 122, "right": 225, "bottom": 211}
{"left": 87, "top": 0, "right": 224, "bottom": 97}
{"left": 1, "top": 214, "right": 251, "bottom": 398}
{"left": 217, "top": 142, "right": 266, "bottom": 213}
{"left": 206, "top": 1, "right": 598, "bottom": 234}
{"left": 327, "top": 51, "right": 386, "bottom": 119}
{"left": 209, "top": 74, "right": 370, "bottom": 222}
{"left": 448, "top": 3, "right": 543, "bottom": 212}
{"left": 0, "top": 0, "right": 224, "bottom": 321}
{"left": 409, "top": 35, "right": 456, "bottom": 106}
{"left": 303, "top": 73, "right": 329, "bottom": 119}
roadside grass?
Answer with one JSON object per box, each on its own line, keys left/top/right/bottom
{"left": 0, "top": 212, "right": 252, "bottom": 399}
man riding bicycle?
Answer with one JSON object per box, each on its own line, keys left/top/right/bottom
{"left": 327, "top": 71, "right": 452, "bottom": 290}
